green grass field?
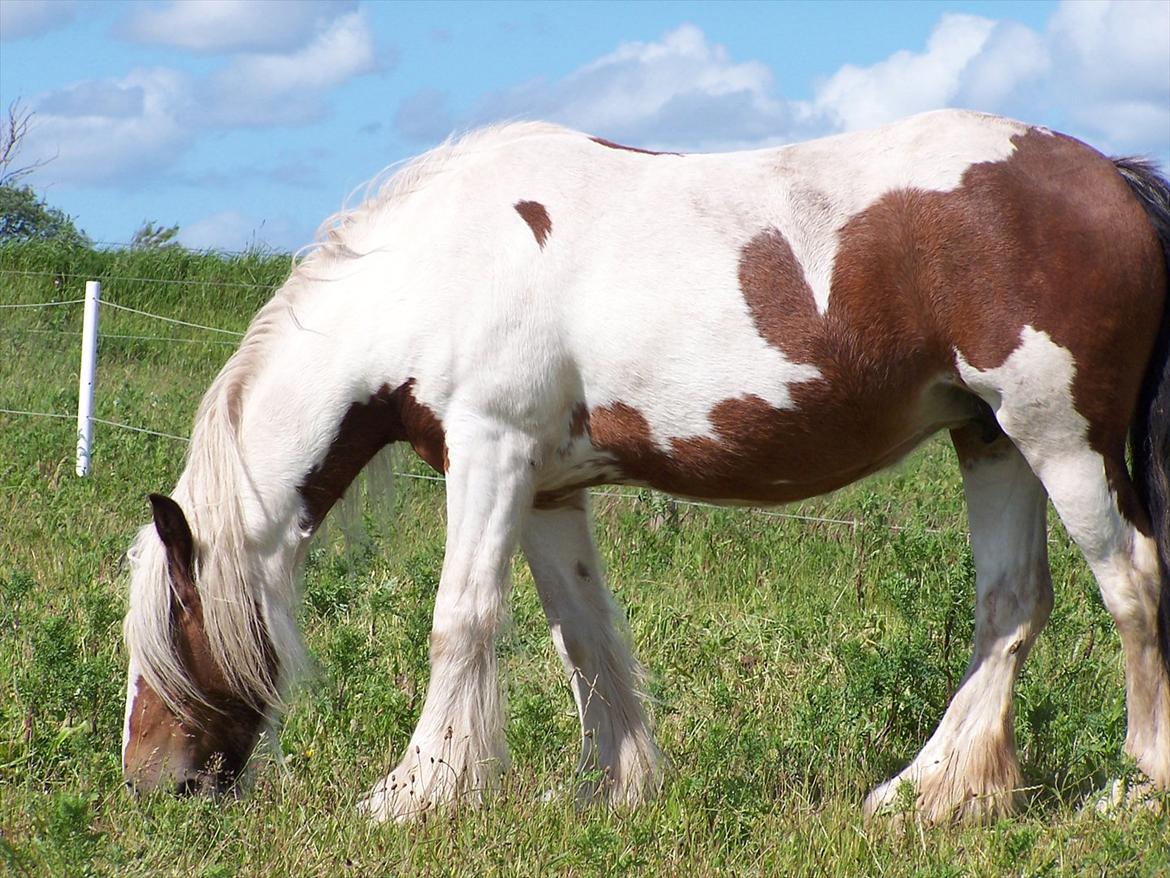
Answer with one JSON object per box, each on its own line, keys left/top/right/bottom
{"left": 1, "top": 243, "right": 1167, "bottom": 877}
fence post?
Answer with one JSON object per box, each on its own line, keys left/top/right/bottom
{"left": 76, "top": 280, "right": 101, "bottom": 476}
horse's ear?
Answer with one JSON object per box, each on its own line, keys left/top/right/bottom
{"left": 149, "top": 493, "right": 195, "bottom": 589}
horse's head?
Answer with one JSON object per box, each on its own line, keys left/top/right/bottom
{"left": 122, "top": 494, "right": 271, "bottom": 796}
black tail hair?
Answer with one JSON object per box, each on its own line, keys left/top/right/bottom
{"left": 1114, "top": 156, "right": 1170, "bottom": 678}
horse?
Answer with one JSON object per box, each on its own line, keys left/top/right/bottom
{"left": 121, "top": 109, "right": 1170, "bottom": 824}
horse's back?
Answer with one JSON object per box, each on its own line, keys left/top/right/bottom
{"left": 364, "top": 112, "right": 1164, "bottom": 504}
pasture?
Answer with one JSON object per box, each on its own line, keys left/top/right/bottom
{"left": 1, "top": 242, "right": 1166, "bottom": 876}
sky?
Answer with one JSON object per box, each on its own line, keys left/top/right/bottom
{"left": 1, "top": 0, "right": 1167, "bottom": 252}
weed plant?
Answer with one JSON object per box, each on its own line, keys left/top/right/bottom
{"left": 1, "top": 242, "right": 1166, "bottom": 876}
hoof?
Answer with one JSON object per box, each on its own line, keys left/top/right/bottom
{"left": 1090, "top": 776, "right": 1166, "bottom": 817}
{"left": 864, "top": 763, "right": 1023, "bottom": 826}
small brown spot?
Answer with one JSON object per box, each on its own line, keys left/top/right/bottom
{"left": 514, "top": 200, "right": 551, "bottom": 249}
{"left": 589, "top": 137, "right": 681, "bottom": 156}
{"left": 575, "top": 561, "right": 590, "bottom": 580}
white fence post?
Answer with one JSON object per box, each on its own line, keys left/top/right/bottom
{"left": 76, "top": 280, "right": 101, "bottom": 477}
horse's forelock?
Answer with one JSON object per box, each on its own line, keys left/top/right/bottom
{"left": 125, "top": 524, "right": 204, "bottom": 718}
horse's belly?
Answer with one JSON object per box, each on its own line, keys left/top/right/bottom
{"left": 536, "top": 378, "right": 974, "bottom": 506}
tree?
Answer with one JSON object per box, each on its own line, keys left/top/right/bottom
{"left": 0, "top": 99, "right": 90, "bottom": 246}
{"left": 130, "top": 220, "right": 180, "bottom": 250}
{"left": 0, "top": 184, "right": 91, "bottom": 246}
{"left": 0, "top": 100, "right": 49, "bottom": 187}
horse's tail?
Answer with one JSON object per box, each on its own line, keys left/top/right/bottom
{"left": 1114, "top": 156, "right": 1170, "bottom": 676}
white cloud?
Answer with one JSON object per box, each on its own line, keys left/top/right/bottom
{"left": 0, "top": 0, "right": 75, "bottom": 41}
{"left": 799, "top": 2, "right": 1165, "bottom": 160}
{"left": 1050, "top": 0, "right": 1168, "bottom": 98}
{"left": 118, "top": 0, "right": 356, "bottom": 54}
{"left": 953, "top": 21, "right": 1050, "bottom": 114}
{"left": 1046, "top": 0, "right": 1169, "bottom": 156}
{"left": 201, "top": 11, "right": 382, "bottom": 127}
{"left": 177, "top": 209, "right": 306, "bottom": 252}
{"left": 810, "top": 14, "right": 1000, "bottom": 132}
{"left": 22, "top": 68, "right": 192, "bottom": 186}
{"left": 36, "top": 81, "right": 146, "bottom": 118}
{"left": 18, "top": 10, "right": 381, "bottom": 185}
{"left": 470, "top": 24, "right": 805, "bottom": 151}
{"left": 804, "top": 1, "right": 1166, "bottom": 160}
{"left": 457, "top": 4, "right": 1165, "bottom": 164}
{"left": 16, "top": 1, "right": 1168, "bottom": 196}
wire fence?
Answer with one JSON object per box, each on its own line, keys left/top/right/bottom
{"left": 0, "top": 297, "right": 87, "bottom": 309}
{"left": 0, "top": 267, "right": 281, "bottom": 291}
{"left": 100, "top": 300, "right": 245, "bottom": 336}
{"left": 1, "top": 273, "right": 957, "bottom": 536}
{"left": 0, "top": 327, "right": 237, "bottom": 346}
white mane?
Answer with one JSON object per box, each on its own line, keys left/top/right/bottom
{"left": 124, "top": 123, "right": 569, "bottom": 716}
{"left": 303, "top": 120, "right": 574, "bottom": 266}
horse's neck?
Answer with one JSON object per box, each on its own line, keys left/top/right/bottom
{"left": 222, "top": 293, "right": 391, "bottom": 554}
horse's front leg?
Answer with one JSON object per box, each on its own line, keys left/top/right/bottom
{"left": 520, "top": 492, "right": 662, "bottom": 807}
{"left": 361, "top": 422, "right": 536, "bottom": 823}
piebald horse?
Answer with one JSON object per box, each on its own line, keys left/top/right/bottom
{"left": 122, "top": 110, "right": 1170, "bottom": 824}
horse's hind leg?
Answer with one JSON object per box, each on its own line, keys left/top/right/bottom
{"left": 864, "top": 426, "right": 1053, "bottom": 824}
{"left": 520, "top": 492, "right": 661, "bottom": 807}
{"left": 1010, "top": 446, "right": 1167, "bottom": 808}
{"left": 1011, "top": 455, "right": 1167, "bottom": 804}
{"left": 957, "top": 330, "right": 1169, "bottom": 807}
{"left": 361, "top": 422, "right": 537, "bottom": 822}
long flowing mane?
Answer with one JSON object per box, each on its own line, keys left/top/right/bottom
{"left": 124, "top": 122, "right": 573, "bottom": 717}
{"left": 124, "top": 296, "right": 306, "bottom": 715}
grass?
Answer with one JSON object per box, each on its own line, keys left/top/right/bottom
{"left": 1, "top": 242, "right": 1167, "bottom": 877}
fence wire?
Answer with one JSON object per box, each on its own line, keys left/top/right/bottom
{"left": 100, "top": 300, "right": 245, "bottom": 337}
{"left": 1, "top": 327, "right": 237, "bottom": 346}
{"left": 0, "top": 267, "right": 279, "bottom": 291}
{"left": 2, "top": 281, "right": 957, "bottom": 536}
{"left": 0, "top": 297, "right": 86, "bottom": 309}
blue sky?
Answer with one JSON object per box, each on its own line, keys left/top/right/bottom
{"left": 1, "top": 0, "right": 1167, "bottom": 252}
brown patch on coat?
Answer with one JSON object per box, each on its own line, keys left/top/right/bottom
{"left": 125, "top": 497, "right": 276, "bottom": 794}
{"left": 586, "top": 223, "right": 964, "bottom": 501}
{"left": 514, "top": 200, "right": 552, "bottom": 249}
{"left": 846, "top": 129, "right": 1162, "bottom": 532}
{"left": 590, "top": 137, "right": 681, "bottom": 156}
{"left": 569, "top": 402, "right": 591, "bottom": 439}
{"left": 554, "top": 403, "right": 591, "bottom": 461}
{"left": 583, "top": 129, "right": 1165, "bottom": 523}
{"left": 298, "top": 379, "right": 446, "bottom": 530}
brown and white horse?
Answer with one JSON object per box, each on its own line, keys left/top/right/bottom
{"left": 122, "top": 110, "right": 1170, "bottom": 824}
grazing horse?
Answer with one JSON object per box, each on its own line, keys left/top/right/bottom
{"left": 122, "top": 110, "right": 1170, "bottom": 824}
